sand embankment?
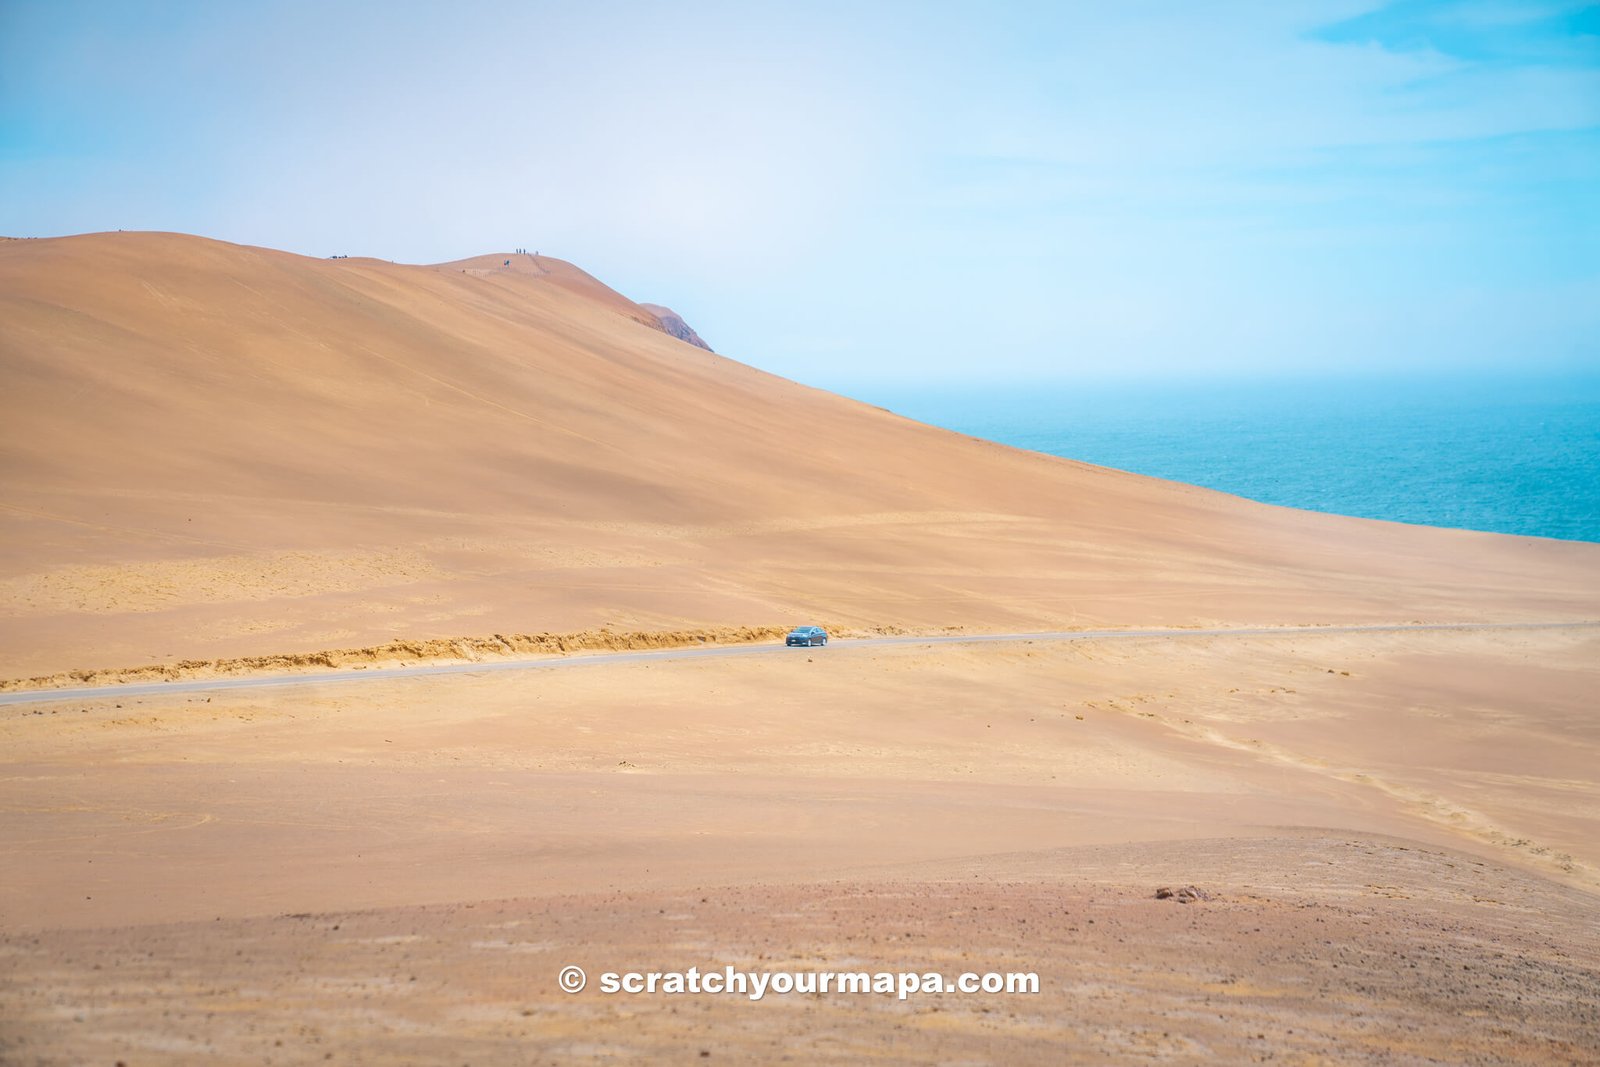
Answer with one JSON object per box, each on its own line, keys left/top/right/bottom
{"left": 0, "top": 624, "right": 802, "bottom": 692}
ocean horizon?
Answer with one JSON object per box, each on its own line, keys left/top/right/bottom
{"left": 845, "top": 373, "right": 1600, "bottom": 545}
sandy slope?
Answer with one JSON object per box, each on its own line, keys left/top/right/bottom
{"left": 2, "top": 232, "right": 1597, "bottom": 678}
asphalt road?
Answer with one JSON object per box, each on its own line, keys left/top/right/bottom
{"left": 2, "top": 621, "right": 1595, "bottom": 708}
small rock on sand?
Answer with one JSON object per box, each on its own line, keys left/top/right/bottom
{"left": 1155, "top": 885, "right": 1211, "bottom": 903}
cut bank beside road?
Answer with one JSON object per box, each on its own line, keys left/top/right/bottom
{"left": 3, "top": 620, "right": 1596, "bottom": 707}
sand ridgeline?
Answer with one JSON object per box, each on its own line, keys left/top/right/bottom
{"left": 0, "top": 624, "right": 813, "bottom": 692}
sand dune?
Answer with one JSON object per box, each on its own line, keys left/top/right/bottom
{"left": 3, "top": 231, "right": 1596, "bottom": 678}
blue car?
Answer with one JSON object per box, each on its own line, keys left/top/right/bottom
{"left": 785, "top": 625, "right": 828, "bottom": 647}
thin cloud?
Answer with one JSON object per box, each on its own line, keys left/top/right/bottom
{"left": 1, "top": 1, "right": 1593, "bottom": 384}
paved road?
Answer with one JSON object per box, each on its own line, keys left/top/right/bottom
{"left": 2, "top": 621, "right": 1594, "bottom": 708}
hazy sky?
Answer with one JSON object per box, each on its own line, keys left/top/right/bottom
{"left": 2, "top": 1, "right": 1596, "bottom": 386}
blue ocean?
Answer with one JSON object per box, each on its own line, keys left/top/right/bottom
{"left": 848, "top": 375, "right": 1600, "bottom": 544}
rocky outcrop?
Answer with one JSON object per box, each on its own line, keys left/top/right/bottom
{"left": 641, "top": 303, "right": 713, "bottom": 352}
{"left": 1155, "top": 885, "right": 1211, "bottom": 903}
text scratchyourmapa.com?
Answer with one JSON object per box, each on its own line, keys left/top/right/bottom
{"left": 558, "top": 964, "right": 1039, "bottom": 1001}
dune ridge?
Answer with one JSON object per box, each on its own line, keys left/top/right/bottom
{"left": 0, "top": 623, "right": 808, "bottom": 692}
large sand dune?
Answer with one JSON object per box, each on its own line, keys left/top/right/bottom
{"left": 2, "top": 232, "right": 1596, "bottom": 679}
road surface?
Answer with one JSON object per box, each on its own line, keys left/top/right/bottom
{"left": 2, "top": 621, "right": 1594, "bottom": 708}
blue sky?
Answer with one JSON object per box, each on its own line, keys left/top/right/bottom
{"left": 2, "top": 1, "right": 1596, "bottom": 386}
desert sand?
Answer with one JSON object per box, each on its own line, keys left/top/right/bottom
{"left": 2, "top": 232, "right": 1599, "bottom": 1064}
{"left": 3, "top": 233, "right": 1597, "bottom": 680}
